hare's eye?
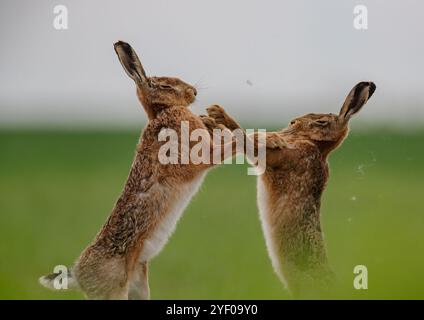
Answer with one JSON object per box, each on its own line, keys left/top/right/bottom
{"left": 159, "top": 84, "right": 173, "bottom": 89}
{"left": 290, "top": 120, "right": 296, "bottom": 125}
{"left": 315, "top": 120, "right": 329, "bottom": 126}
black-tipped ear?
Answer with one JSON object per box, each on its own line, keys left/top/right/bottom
{"left": 339, "top": 82, "right": 376, "bottom": 120}
{"left": 114, "top": 41, "right": 149, "bottom": 85}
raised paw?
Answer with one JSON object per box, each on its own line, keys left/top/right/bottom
{"left": 265, "top": 133, "right": 290, "bottom": 149}
{"left": 200, "top": 115, "right": 218, "bottom": 135}
{"left": 200, "top": 115, "right": 233, "bottom": 144}
{"left": 206, "top": 105, "right": 241, "bottom": 131}
{"left": 200, "top": 114, "right": 228, "bottom": 133}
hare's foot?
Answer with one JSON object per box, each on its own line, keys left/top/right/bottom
{"left": 206, "top": 105, "right": 241, "bottom": 131}
{"left": 129, "top": 261, "right": 149, "bottom": 300}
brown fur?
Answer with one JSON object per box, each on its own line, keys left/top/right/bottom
{"left": 206, "top": 82, "right": 376, "bottom": 296}
{"left": 40, "top": 41, "right": 237, "bottom": 299}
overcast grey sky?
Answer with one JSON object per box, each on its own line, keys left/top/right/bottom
{"left": 0, "top": 0, "right": 423, "bottom": 127}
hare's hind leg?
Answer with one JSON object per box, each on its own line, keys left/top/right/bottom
{"left": 128, "top": 261, "right": 150, "bottom": 300}
{"left": 101, "top": 284, "right": 130, "bottom": 300}
{"left": 76, "top": 255, "right": 130, "bottom": 300}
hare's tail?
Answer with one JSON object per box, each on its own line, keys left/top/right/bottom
{"left": 39, "top": 267, "right": 79, "bottom": 291}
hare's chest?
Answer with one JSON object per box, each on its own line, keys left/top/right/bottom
{"left": 286, "top": 148, "right": 328, "bottom": 188}
{"left": 139, "top": 172, "right": 207, "bottom": 261}
{"left": 297, "top": 154, "right": 328, "bottom": 180}
{"left": 301, "top": 156, "right": 328, "bottom": 194}
{"left": 265, "top": 150, "right": 329, "bottom": 198}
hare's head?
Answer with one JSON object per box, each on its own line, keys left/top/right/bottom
{"left": 285, "top": 82, "right": 376, "bottom": 155}
{"left": 114, "top": 41, "right": 197, "bottom": 117}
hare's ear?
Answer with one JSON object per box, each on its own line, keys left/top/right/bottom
{"left": 339, "top": 82, "right": 376, "bottom": 121}
{"left": 114, "top": 41, "right": 149, "bottom": 86}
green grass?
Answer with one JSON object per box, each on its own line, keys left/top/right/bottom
{"left": 0, "top": 129, "right": 423, "bottom": 299}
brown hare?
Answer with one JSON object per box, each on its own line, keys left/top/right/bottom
{"left": 206, "top": 81, "right": 376, "bottom": 297}
{"left": 40, "top": 41, "right": 236, "bottom": 300}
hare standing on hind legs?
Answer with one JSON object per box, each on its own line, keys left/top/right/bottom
{"left": 39, "top": 41, "right": 236, "bottom": 300}
{"left": 206, "top": 82, "right": 376, "bottom": 297}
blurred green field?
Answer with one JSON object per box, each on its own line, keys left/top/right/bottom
{"left": 0, "top": 129, "right": 423, "bottom": 299}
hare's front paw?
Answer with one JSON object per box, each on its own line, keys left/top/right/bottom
{"left": 265, "top": 133, "right": 290, "bottom": 149}
{"left": 200, "top": 115, "right": 228, "bottom": 134}
{"left": 200, "top": 115, "right": 218, "bottom": 135}
{"left": 206, "top": 105, "right": 241, "bottom": 131}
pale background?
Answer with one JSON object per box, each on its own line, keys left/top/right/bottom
{"left": 0, "top": 0, "right": 423, "bottom": 127}
{"left": 1, "top": 1, "right": 424, "bottom": 300}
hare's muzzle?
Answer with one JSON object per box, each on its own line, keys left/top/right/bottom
{"left": 186, "top": 88, "right": 197, "bottom": 97}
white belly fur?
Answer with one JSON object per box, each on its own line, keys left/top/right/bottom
{"left": 139, "top": 172, "right": 207, "bottom": 261}
{"left": 257, "top": 178, "right": 287, "bottom": 287}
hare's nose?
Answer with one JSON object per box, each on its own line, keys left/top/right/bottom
{"left": 193, "top": 88, "right": 197, "bottom": 96}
